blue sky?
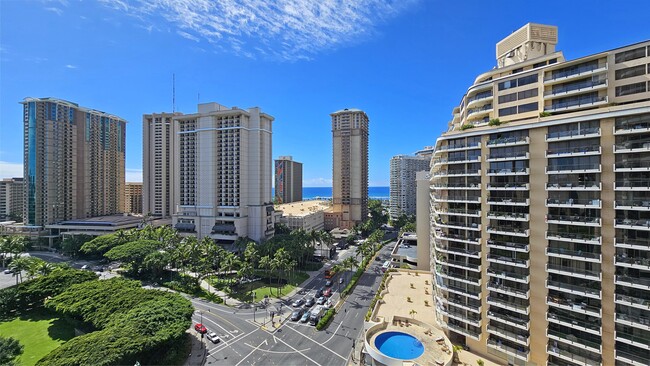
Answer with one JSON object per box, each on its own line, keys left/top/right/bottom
{"left": 1, "top": 0, "right": 649, "bottom": 186}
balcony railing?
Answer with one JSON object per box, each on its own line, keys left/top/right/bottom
{"left": 446, "top": 322, "right": 481, "bottom": 340}
{"left": 615, "top": 255, "right": 650, "bottom": 269}
{"left": 615, "top": 180, "right": 650, "bottom": 189}
{"left": 467, "top": 91, "right": 493, "bottom": 105}
{"left": 487, "top": 136, "right": 529, "bottom": 146}
{"left": 487, "top": 296, "right": 529, "bottom": 314}
{"left": 615, "top": 121, "right": 650, "bottom": 134}
{"left": 487, "top": 281, "right": 529, "bottom": 299}
{"left": 547, "top": 198, "right": 601, "bottom": 208}
{"left": 616, "top": 275, "right": 650, "bottom": 288}
{"left": 616, "top": 330, "right": 650, "bottom": 349}
{"left": 487, "top": 211, "right": 529, "bottom": 221}
{"left": 546, "top": 145, "right": 601, "bottom": 156}
{"left": 437, "top": 257, "right": 481, "bottom": 272}
{"left": 487, "top": 339, "right": 529, "bottom": 361}
{"left": 547, "top": 214, "right": 601, "bottom": 225}
{"left": 467, "top": 104, "right": 493, "bottom": 116}
{"left": 546, "top": 163, "right": 601, "bottom": 173}
{"left": 615, "top": 293, "right": 650, "bottom": 309}
{"left": 546, "top": 96, "right": 608, "bottom": 112}
{"left": 616, "top": 349, "right": 650, "bottom": 366}
{"left": 547, "top": 280, "right": 601, "bottom": 298}
{"left": 546, "top": 247, "right": 601, "bottom": 261}
{"left": 488, "top": 254, "right": 529, "bottom": 267}
{"left": 614, "top": 140, "right": 650, "bottom": 151}
{"left": 488, "top": 268, "right": 529, "bottom": 283}
{"left": 487, "top": 168, "right": 529, "bottom": 175}
{"left": 547, "top": 328, "right": 602, "bottom": 352}
{"left": 546, "top": 182, "right": 601, "bottom": 190}
{"left": 615, "top": 218, "right": 650, "bottom": 229}
{"left": 616, "top": 312, "right": 650, "bottom": 328}
{"left": 487, "top": 226, "right": 529, "bottom": 237}
{"left": 546, "top": 230, "right": 601, "bottom": 243}
{"left": 545, "top": 78, "right": 607, "bottom": 97}
{"left": 486, "top": 152, "right": 529, "bottom": 161}
{"left": 546, "top": 127, "right": 600, "bottom": 140}
{"left": 614, "top": 200, "right": 650, "bottom": 209}
{"left": 433, "top": 183, "right": 481, "bottom": 190}
{"left": 445, "top": 296, "right": 482, "bottom": 313}
{"left": 548, "top": 343, "right": 601, "bottom": 366}
{"left": 487, "top": 197, "right": 529, "bottom": 205}
{"left": 544, "top": 63, "right": 607, "bottom": 82}
{"left": 487, "top": 239, "right": 529, "bottom": 252}
{"left": 547, "top": 295, "right": 601, "bottom": 316}
{"left": 487, "top": 324, "right": 529, "bottom": 345}
{"left": 614, "top": 160, "right": 650, "bottom": 171}
{"left": 487, "top": 182, "right": 529, "bottom": 189}
{"left": 546, "top": 263, "right": 601, "bottom": 279}
{"left": 547, "top": 311, "right": 601, "bottom": 333}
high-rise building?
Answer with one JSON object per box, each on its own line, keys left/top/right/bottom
{"left": 274, "top": 156, "right": 302, "bottom": 204}
{"left": 0, "top": 178, "right": 24, "bottom": 221}
{"left": 389, "top": 155, "right": 430, "bottom": 219}
{"left": 21, "top": 97, "right": 126, "bottom": 226}
{"left": 143, "top": 112, "right": 178, "bottom": 217}
{"left": 330, "top": 108, "right": 369, "bottom": 229}
{"left": 172, "top": 102, "right": 275, "bottom": 242}
{"left": 429, "top": 23, "right": 650, "bottom": 366}
{"left": 124, "top": 182, "right": 143, "bottom": 215}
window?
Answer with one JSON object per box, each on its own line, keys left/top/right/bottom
{"left": 517, "top": 74, "right": 538, "bottom": 87}
{"left": 549, "top": 58, "right": 557, "bottom": 64}
{"left": 533, "top": 61, "right": 547, "bottom": 69}
{"left": 518, "top": 88, "right": 539, "bottom": 100}
{"left": 512, "top": 67, "right": 524, "bottom": 74}
{"left": 615, "top": 82, "right": 647, "bottom": 97}
{"left": 498, "top": 79, "right": 517, "bottom": 91}
{"left": 499, "top": 106, "right": 517, "bottom": 117}
{"left": 518, "top": 102, "right": 538, "bottom": 113}
{"left": 615, "top": 47, "right": 646, "bottom": 63}
{"left": 615, "top": 65, "right": 646, "bottom": 80}
{"left": 498, "top": 93, "right": 517, "bottom": 104}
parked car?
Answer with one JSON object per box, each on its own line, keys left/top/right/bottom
{"left": 292, "top": 298, "right": 305, "bottom": 307}
{"left": 315, "top": 287, "right": 324, "bottom": 298}
{"left": 325, "top": 279, "right": 333, "bottom": 287}
{"left": 375, "top": 256, "right": 383, "bottom": 261}
{"left": 300, "top": 311, "right": 311, "bottom": 323}
{"left": 290, "top": 308, "right": 305, "bottom": 321}
{"left": 194, "top": 323, "right": 207, "bottom": 334}
{"left": 206, "top": 331, "right": 220, "bottom": 343}
{"left": 3, "top": 269, "right": 13, "bottom": 274}
{"left": 81, "top": 265, "right": 89, "bottom": 270}
{"left": 316, "top": 296, "right": 327, "bottom": 305}
{"left": 323, "top": 288, "right": 332, "bottom": 297}
{"left": 304, "top": 297, "right": 316, "bottom": 308}
{"left": 339, "top": 277, "right": 344, "bottom": 284}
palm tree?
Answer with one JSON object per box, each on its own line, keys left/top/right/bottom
{"left": 0, "top": 236, "right": 8, "bottom": 268}
{"left": 8, "top": 256, "right": 31, "bottom": 284}
{"left": 36, "top": 260, "right": 56, "bottom": 276}
{"left": 259, "top": 255, "right": 271, "bottom": 285}
{"left": 409, "top": 309, "right": 417, "bottom": 319}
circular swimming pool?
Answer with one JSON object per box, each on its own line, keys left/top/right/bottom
{"left": 374, "top": 331, "right": 424, "bottom": 360}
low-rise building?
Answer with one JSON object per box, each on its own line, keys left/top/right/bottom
{"left": 275, "top": 200, "right": 330, "bottom": 232}
{"left": 391, "top": 232, "right": 419, "bottom": 269}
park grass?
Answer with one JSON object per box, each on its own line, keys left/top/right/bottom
{"left": 210, "top": 271, "right": 309, "bottom": 303}
{"left": 0, "top": 310, "right": 75, "bottom": 366}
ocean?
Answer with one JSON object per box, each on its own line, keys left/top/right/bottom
{"left": 272, "top": 186, "right": 390, "bottom": 200}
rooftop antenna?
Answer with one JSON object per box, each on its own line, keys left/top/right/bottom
{"left": 172, "top": 73, "right": 176, "bottom": 113}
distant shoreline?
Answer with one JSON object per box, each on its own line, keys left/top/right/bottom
{"left": 274, "top": 186, "right": 389, "bottom": 200}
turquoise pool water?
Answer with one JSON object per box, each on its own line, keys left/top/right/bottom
{"left": 374, "top": 331, "right": 424, "bottom": 360}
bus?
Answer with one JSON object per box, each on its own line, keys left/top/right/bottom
{"left": 382, "top": 261, "right": 391, "bottom": 272}
{"left": 324, "top": 269, "right": 333, "bottom": 279}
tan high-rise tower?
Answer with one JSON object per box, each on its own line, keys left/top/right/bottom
{"left": 143, "top": 112, "right": 178, "bottom": 217}
{"left": 331, "top": 108, "right": 369, "bottom": 229}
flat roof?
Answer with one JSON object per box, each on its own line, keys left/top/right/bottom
{"left": 276, "top": 200, "right": 330, "bottom": 217}
{"left": 47, "top": 215, "right": 142, "bottom": 228}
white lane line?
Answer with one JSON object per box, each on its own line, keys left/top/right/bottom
{"left": 235, "top": 339, "right": 268, "bottom": 366}
{"left": 210, "top": 327, "right": 258, "bottom": 354}
{"left": 196, "top": 314, "right": 235, "bottom": 338}
{"left": 321, "top": 318, "right": 345, "bottom": 345}
{"left": 273, "top": 333, "right": 322, "bottom": 366}
{"left": 282, "top": 322, "right": 347, "bottom": 361}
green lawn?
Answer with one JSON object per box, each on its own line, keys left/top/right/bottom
{"left": 210, "top": 271, "right": 310, "bottom": 303}
{"left": 0, "top": 311, "right": 75, "bottom": 366}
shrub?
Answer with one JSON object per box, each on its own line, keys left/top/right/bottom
{"left": 0, "top": 336, "right": 23, "bottom": 366}
{"left": 460, "top": 124, "right": 474, "bottom": 131}
{"left": 315, "top": 309, "right": 336, "bottom": 330}
{"left": 539, "top": 111, "right": 552, "bottom": 117}
{"left": 407, "top": 296, "right": 412, "bottom": 302}
{"left": 488, "top": 118, "right": 501, "bottom": 126}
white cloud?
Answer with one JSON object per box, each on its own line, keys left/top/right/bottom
{"left": 99, "top": 0, "right": 418, "bottom": 60}
{"left": 177, "top": 30, "right": 200, "bottom": 42}
{"left": 45, "top": 7, "right": 64, "bottom": 15}
{"left": 126, "top": 169, "right": 142, "bottom": 183}
{"left": 65, "top": 64, "right": 78, "bottom": 69}
{"left": 303, "top": 177, "right": 332, "bottom": 187}
{"left": 0, "top": 161, "right": 23, "bottom": 179}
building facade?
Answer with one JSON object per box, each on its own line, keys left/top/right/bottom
{"left": 143, "top": 112, "right": 178, "bottom": 217}
{"left": 0, "top": 178, "right": 24, "bottom": 221}
{"left": 274, "top": 156, "right": 303, "bottom": 204}
{"left": 172, "top": 102, "right": 275, "bottom": 243}
{"left": 275, "top": 200, "right": 330, "bottom": 232}
{"left": 21, "top": 97, "right": 126, "bottom": 227}
{"left": 124, "top": 182, "right": 143, "bottom": 215}
{"left": 430, "top": 23, "right": 650, "bottom": 366}
{"left": 389, "top": 155, "right": 430, "bottom": 219}
{"left": 331, "top": 108, "right": 369, "bottom": 229}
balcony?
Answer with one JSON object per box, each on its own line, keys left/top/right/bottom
{"left": 547, "top": 343, "right": 601, "bottom": 366}
{"left": 544, "top": 78, "right": 608, "bottom": 99}
{"left": 546, "top": 280, "right": 602, "bottom": 299}
{"left": 487, "top": 167, "right": 529, "bottom": 176}
{"left": 615, "top": 218, "right": 650, "bottom": 231}
{"left": 487, "top": 324, "right": 529, "bottom": 346}
{"left": 446, "top": 322, "right": 480, "bottom": 340}
{"left": 440, "top": 307, "right": 482, "bottom": 327}
{"left": 547, "top": 328, "right": 602, "bottom": 353}
{"left": 487, "top": 136, "right": 529, "bottom": 147}
{"left": 436, "top": 281, "right": 481, "bottom": 300}
{"left": 436, "top": 257, "right": 481, "bottom": 272}
{"left": 433, "top": 183, "right": 481, "bottom": 190}
{"left": 546, "top": 247, "right": 602, "bottom": 263}
{"left": 547, "top": 312, "right": 602, "bottom": 335}
{"left": 546, "top": 163, "right": 601, "bottom": 174}
{"left": 435, "top": 141, "right": 481, "bottom": 153}
{"left": 615, "top": 120, "right": 650, "bottom": 135}
{"left": 441, "top": 295, "right": 482, "bottom": 313}
{"left": 616, "top": 330, "right": 650, "bottom": 350}
{"left": 488, "top": 254, "right": 530, "bottom": 268}
{"left": 615, "top": 349, "right": 650, "bottom": 366}
{"left": 547, "top": 214, "right": 601, "bottom": 227}
{"left": 546, "top": 182, "right": 602, "bottom": 191}
{"left": 487, "top": 339, "right": 529, "bottom": 362}
{"left": 488, "top": 268, "right": 529, "bottom": 284}
{"left": 434, "top": 244, "right": 481, "bottom": 259}
{"left": 615, "top": 255, "right": 650, "bottom": 270}
{"left": 614, "top": 200, "right": 650, "bottom": 210}
{"left": 547, "top": 263, "right": 602, "bottom": 281}
{"left": 487, "top": 211, "right": 529, "bottom": 221}
{"left": 487, "top": 239, "right": 529, "bottom": 253}
{"left": 433, "top": 169, "right": 482, "bottom": 177}
{"left": 546, "top": 95, "right": 609, "bottom": 113}
{"left": 547, "top": 198, "right": 601, "bottom": 209}
{"left": 466, "top": 91, "right": 493, "bottom": 109}
{"left": 434, "top": 220, "right": 481, "bottom": 231}
{"left": 615, "top": 293, "right": 650, "bottom": 310}
{"left": 545, "top": 231, "right": 601, "bottom": 244}
{"left": 486, "top": 152, "right": 529, "bottom": 162}
{"left": 487, "top": 296, "right": 529, "bottom": 315}
{"left": 436, "top": 269, "right": 482, "bottom": 286}
{"left": 432, "top": 194, "right": 481, "bottom": 204}
{"left": 434, "top": 207, "right": 481, "bottom": 217}
{"left": 615, "top": 180, "right": 650, "bottom": 190}
{"left": 447, "top": 155, "right": 482, "bottom": 164}
{"left": 466, "top": 104, "right": 493, "bottom": 119}
{"left": 544, "top": 62, "right": 608, "bottom": 84}
{"left": 614, "top": 140, "right": 650, "bottom": 153}
{"left": 487, "top": 281, "right": 529, "bottom": 299}
{"left": 614, "top": 160, "right": 650, "bottom": 172}
{"left": 616, "top": 312, "right": 650, "bottom": 331}
{"left": 436, "top": 232, "right": 481, "bottom": 246}
{"left": 547, "top": 295, "right": 601, "bottom": 317}
{"left": 616, "top": 275, "right": 650, "bottom": 290}
{"left": 487, "top": 197, "right": 530, "bottom": 206}
{"left": 546, "top": 145, "right": 601, "bottom": 158}
{"left": 487, "top": 226, "right": 529, "bottom": 237}
{"left": 487, "top": 182, "right": 529, "bottom": 190}
{"left": 546, "top": 127, "right": 601, "bottom": 142}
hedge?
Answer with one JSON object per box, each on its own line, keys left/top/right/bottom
{"left": 315, "top": 308, "right": 336, "bottom": 330}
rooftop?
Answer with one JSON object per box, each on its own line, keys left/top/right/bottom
{"left": 275, "top": 200, "right": 330, "bottom": 217}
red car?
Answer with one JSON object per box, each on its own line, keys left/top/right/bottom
{"left": 194, "top": 323, "right": 207, "bottom": 334}
{"left": 323, "top": 288, "right": 332, "bottom": 297}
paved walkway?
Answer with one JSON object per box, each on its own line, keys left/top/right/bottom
{"left": 182, "top": 330, "right": 207, "bottom": 366}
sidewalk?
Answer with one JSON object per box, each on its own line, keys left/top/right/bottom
{"left": 183, "top": 330, "right": 207, "bottom": 366}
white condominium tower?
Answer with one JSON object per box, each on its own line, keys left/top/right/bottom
{"left": 389, "top": 154, "right": 430, "bottom": 219}
{"left": 430, "top": 23, "right": 650, "bottom": 366}
{"left": 331, "top": 108, "right": 369, "bottom": 229}
{"left": 171, "top": 102, "right": 275, "bottom": 243}
{"left": 21, "top": 97, "right": 126, "bottom": 226}
{"left": 143, "top": 112, "right": 178, "bottom": 218}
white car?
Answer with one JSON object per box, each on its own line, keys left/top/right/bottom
{"left": 206, "top": 331, "right": 220, "bottom": 344}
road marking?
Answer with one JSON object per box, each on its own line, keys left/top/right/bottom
{"left": 235, "top": 339, "right": 268, "bottom": 366}
{"left": 196, "top": 314, "right": 235, "bottom": 338}
{"left": 273, "top": 333, "right": 322, "bottom": 366}
{"left": 282, "top": 322, "right": 347, "bottom": 361}
{"left": 321, "top": 317, "right": 345, "bottom": 345}
{"left": 273, "top": 335, "right": 278, "bottom": 344}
